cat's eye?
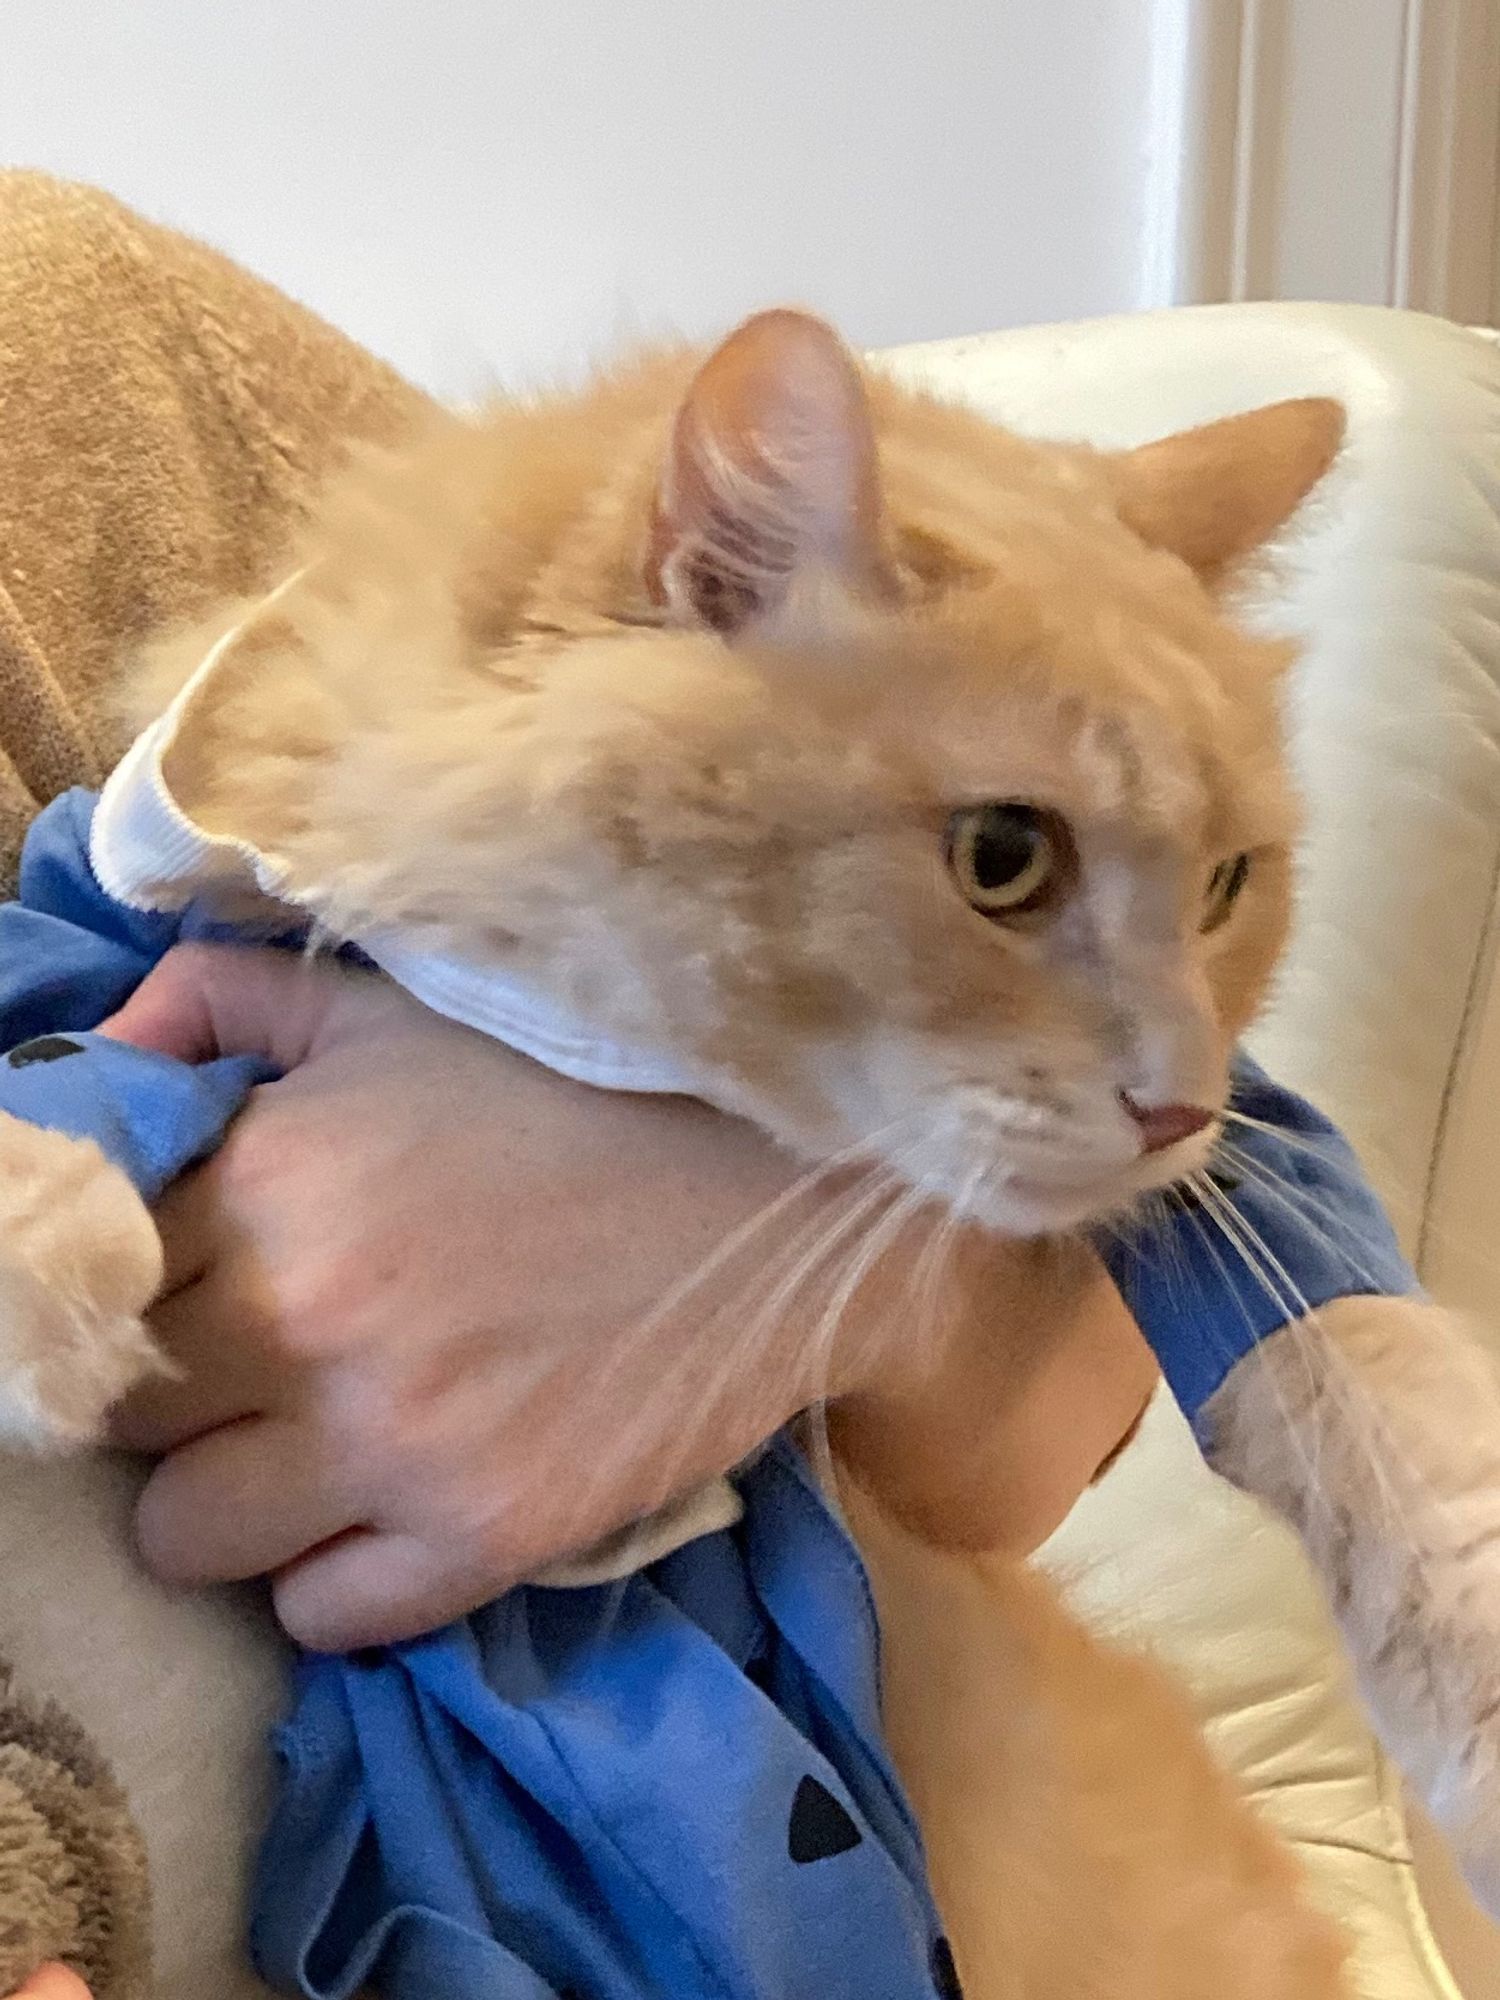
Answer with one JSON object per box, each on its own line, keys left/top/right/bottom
{"left": 945, "top": 803, "right": 1063, "bottom": 918}
{"left": 1202, "top": 851, "right": 1252, "bottom": 932}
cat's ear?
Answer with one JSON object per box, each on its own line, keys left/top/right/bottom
{"left": 646, "top": 309, "right": 890, "bottom": 635}
{"left": 1108, "top": 397, "right": 1345, "bottom": 583}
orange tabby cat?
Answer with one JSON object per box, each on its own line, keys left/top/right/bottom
{"left": 8, "top": 310, "right": 1349, "bottom": 1995}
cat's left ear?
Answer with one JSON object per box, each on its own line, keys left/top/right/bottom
{"left": 1108, "top": 397, "right": 1345, "bottom": 584}
{"left": 646, "top": 309, "right": 892, "bottom": 636}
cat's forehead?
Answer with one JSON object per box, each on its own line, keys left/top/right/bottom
{"left": 865, "top": 577, "right": 1288, "bottom": 852}
{"left": 909, "top": 685, "right": 1251, "bottom": 854}
{"left": 861, "top": 415, "right": 1284, "bottom": 821}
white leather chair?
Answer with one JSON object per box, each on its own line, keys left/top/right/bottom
{"left": 876, "top": 301, "right": 1500, "bottom": 2000}
{"left": 6, "top": 302, "right": 1496, "bottom": 2000}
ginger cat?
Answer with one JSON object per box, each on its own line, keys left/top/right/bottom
{"left": 8, "top": 309, "right": 1355, "bottom": 1995}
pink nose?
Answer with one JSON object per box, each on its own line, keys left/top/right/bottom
{"left": 1120, "top": 1094, "right": 1214, "bottom": 1155}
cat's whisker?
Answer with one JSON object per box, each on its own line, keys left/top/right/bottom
{"left": 1205, "top": 1139, "right": 1449, "bottom": 1533}
{"left": 560, "top": 1161, "right": 909, "bottom": 1644}
{"left": 566, "top": 1136, "right": 904, "bottom": 1432}
{"left": 1217, "top": 1100, "right": 1500, "bottom": 1281}
{"left": 793, "top": 1180, "right": 940, "bottom": 1540}
{"left": 1211, "top": 1138, "right": 1397, "bottom": 1295}
{"left": 903, "top": 1164, "right": 983, "bottom": 1377}
{"left": 910, "top": 1208, "right": 963, "bottom": 1369}
{"left": 1217, "top": 1105, "right": 1425, "bottom": 1243}
{"left": 730, "top": 1146, "right": 920, "bottom": 1345}
{"left": 1133, "top": 1189, "right": 1203, "bottom": 1313}
{"left": 763, "top": 1170, "right": 930, "bottom": 1462}
{"left": 786, "top": 1163, "right": 967, "bottom": 1514}
{"left": 804, "top": 1179, "right": 933, "bottom": 1410}
{"left": 655, "top": 1170, "right": 895, "bottom": 1404}
{"left": 562, "top": 1157, "right": 912, "bottom": 1542}
{"left": 1189, "top": 1172, "right": 1418, "bottom": 1547}
{"left": 714, "top": 1172, "right": 906, "bottom": 1410}
{"left": 1187, "top": 1172, "right": 1335, "bottom": 1486}
{"left": 619, "top": 1127, "right": 905, "bottom": 1352}
{"left": 1218, "top": 1104, "right": 1356, "bottom": 1157}
{"left": 1158, "top": 1177, "right": 1330, "bottom": 1504}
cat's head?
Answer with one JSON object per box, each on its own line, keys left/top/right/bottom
{"left": 155, "top": 311, "right": 1342, "bottom": 1236}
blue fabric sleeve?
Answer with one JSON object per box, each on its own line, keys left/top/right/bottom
{"left": 0, "top": 1033, "right": 275, "bottom": 1199}
{"left": 252, "top": 1440, "right": 947, "bottom": 2000}
{"left": 1100, "top": 1053, "right": 1419, "bottom": 1422}
{"left": 0, "top": 788, "right": 276, "bottom": 1197}
{"left": 2, "top": 792, "right": 1422, "bottom": 2000}
{"left": 0, "top": 790, "right": 174, "bottom": 1045}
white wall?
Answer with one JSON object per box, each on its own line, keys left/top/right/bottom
{"left": 1154, "top": 0, "right": 1500, "bottom": 325}
{"left": 0, "top": 0, "right": 1162, "bottom": 394}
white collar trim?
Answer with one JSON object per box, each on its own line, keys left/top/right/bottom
{"left": 89, "top": 575, "right": 702, "bottom": 1097}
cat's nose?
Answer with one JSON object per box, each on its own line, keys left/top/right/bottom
{"left": 1120, "top": 1093, "right": 1214, "bottom": 1155}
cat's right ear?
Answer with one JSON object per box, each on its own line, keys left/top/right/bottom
{"left": 646, "top": 310, "right": 892, "bottom": 636}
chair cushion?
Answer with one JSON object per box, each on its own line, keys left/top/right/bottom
{"left": 875, "top": 300, "right": 1500, "bottom": 2000}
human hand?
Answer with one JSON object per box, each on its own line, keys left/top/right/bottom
{"left": 100, "top": 946, "right": 911, "bottom": 1646}
{"left": 102, "top": 945, "right": 1155, "bottom": 1648}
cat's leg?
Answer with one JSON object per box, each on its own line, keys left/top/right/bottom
{"left": 0, "top": 1110, "right": 165, "bottom": 1448}
{"left": 1201, "top": 1293, "right": 1500, "bottom": 1913}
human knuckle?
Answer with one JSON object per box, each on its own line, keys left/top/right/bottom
{"left": 142, "top": 939, "right": 222, "bottom": 996}
{"left": 167, "top": 938, "right": 232, "bottom": 975}
{"left": 259, "top": 1259, "right": 368, "bottom": 1366}
{"left": 255, "top": 1297, "right": 330, "bottom": 1368}
{"left": 212, "top": 1117, "right": 284, "bottom": 1204}
{"left": 316, "top": 1379, "right": 406, "bottom": 1465}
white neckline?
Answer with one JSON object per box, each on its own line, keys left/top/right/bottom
{"left": 89, "top": 575, "right": 702, "bottom": 1098}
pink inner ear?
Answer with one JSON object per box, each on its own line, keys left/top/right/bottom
{"left": 647, "top": 309, "right": 886, "bottom": 634}
{"left": 678, "top": 548, "right": 763, "bottom": 634}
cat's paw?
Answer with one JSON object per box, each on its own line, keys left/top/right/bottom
{"left": 0, "top": 1112, "right": 166, "bottom": 1449}
{"left": 1444, "top": 1783, "right": 1500, "bottom": 1920}
{"left": 1204, "top": 1293, "right": 1500, "bottom": 1919}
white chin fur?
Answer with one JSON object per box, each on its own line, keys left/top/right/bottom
{"left": 742, "top": 1057, "right": 1221, "bottom": 1240}
{"left": 891, "top": 1122, "right": 1220, "bottom": 1240}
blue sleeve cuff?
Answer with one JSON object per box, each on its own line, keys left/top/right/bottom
{"left": 1099, "top": 1053, "right": 1419, "bottom": 1421}
{"left": 0, "top": 1033, "right": 277, "bottom": 1201}
{"left": 0, "top": 788, "right": 310, "bottom": 1048}
{"left": 0, "top": 791, "right": 169, "bottom": 1045}
{"left": 0, "top": 789, "right": 286, "bottom": 1199}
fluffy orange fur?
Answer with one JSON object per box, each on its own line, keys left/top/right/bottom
{"left": 851, "top": 1480, "right": 1348, "bottom": 2000}
{"left": 127, "top": 311, "right": 1348, "bottom": 1997}
{"left": 135, "top": 322, "right": 1323, "bottom": 1222}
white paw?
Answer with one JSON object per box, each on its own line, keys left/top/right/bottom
{"left": 1445, "top": 1781, "right": 1500, "bottom": 1920}
{"left": 0, "top": 1112, "right": 166, "bottom": 1449}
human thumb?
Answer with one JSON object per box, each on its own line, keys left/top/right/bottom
{"left": 98, "top": 942, "right": 356, "bottom": 1074}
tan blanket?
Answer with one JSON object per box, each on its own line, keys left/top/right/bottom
{"left": 0, "top": 169, "right": 431, "bottom": 1995}
{"left": 0, "top": 168, "right": 429, "bottom": 892}
{"left": 0, "top": 1659, "right": 150, "bottom": 1999}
